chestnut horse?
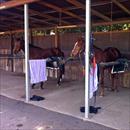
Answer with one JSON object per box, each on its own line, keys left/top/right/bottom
{"left": 71, "top": 37, "right": 121, "bottom": 96}
{"left": 13, "top": 38, "right": 65, "bottom": 88}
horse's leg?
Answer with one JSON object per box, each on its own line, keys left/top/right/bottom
{"left": 57, "top": 70, "right": 62, "bottom": 86}
{"left": 62, "top": 64, "right": 65, "bottom": 79}
{"left": 111, "top": 73, "right": 119, "bottom": 92}
{"left": 100, "top": 67, "right": 105, "bottom": 96}
{"left": 32, "top": 83, "right": 35, "bottom": 89}
{"left": 57, "top": 63, "right": 65, "bottom": 86}
{"left": 115, "top": 74, "right": 119, "bottom": 92}
{"left": 108, "top": 68, "right": 114, "bottom": 91}
{"left": 111, "top": 74, "right": 115, "bottom": 91}
{"left": 40, "top": 82, "right": 44, "bottom": 89}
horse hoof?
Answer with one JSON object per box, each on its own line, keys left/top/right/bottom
{"left": 57, "top": 84, "right": 61, "bottom": 87}
{"left": 99, "top": 93, "right": 104, "bottom": 97}
{"left": 111, "top": 89, "right": 115, "bottom": 91}
{"left": 115, "top": 89, "right": 119, "bottom": 92}
{"left": 62, "top": 75, "right": 65, "bottom": 79}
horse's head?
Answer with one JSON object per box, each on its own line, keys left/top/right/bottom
{"left": 70, "top": 37, "right": 85, "bottom": 57}
{"left": 13, "top": 38, "right": 24, "bottom": 54}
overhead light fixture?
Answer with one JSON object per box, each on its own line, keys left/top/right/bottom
{"left": 0, "top": 6, "right": 6, "bottom": 10}
{"left": 50, "top": 30, "right": 55, "bottom": 35}
{"left": 0, "top": 32, "right": 5, "bottom": 35}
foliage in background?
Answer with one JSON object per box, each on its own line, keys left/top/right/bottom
{"left": 0, "top": 23, "right": 130, "bottom": 38}
{"left": 31, "top": 23, "right": 130, "bottom": 36}
{"left": 92, "top": 23, "right": 130, "bottom": 32}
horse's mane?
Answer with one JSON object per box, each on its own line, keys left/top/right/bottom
{"left": 29, "top": 44, "right": 43, "bottom": 50}
{"left": 20, "top": 39, "right": 61, "bottom": 51}
{"left": 93, "top": 45, "right": 103, "bottom": 51}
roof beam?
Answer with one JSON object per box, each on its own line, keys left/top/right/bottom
{"left": 0, "top": 24, "right": 10, "bottom": 29}
{"left": 66, "top": 0, "right": 111, "bottom": 22}
{"left": 0, "top": 9, "right": 36, "bottom": 21}
{"left": 0, "top": 26, "right": 55, "bottom": 35}
{"left": 16, "top": 7, "right": 70, "bottom": 25}
{"left": 15, "top": 7, "right": 58, "bottom": 26}
{"left": 92, "top": 19, "right": 130, "bottom": 26}
{"left": 28, "top": 9, "right": 70, "bottom": 25}
{"left": 30, "top": 16, "right": 56, "bottom": 26}
{"left": 57, "top": 24, "right": 85, "bottom": 29}
{"left": 66, "top": 0, "right": 85, "bottom": 10}
{"left": 112, "top": 0, "right": 130, "bottom": 15}
{"left": 39, "top": 6, "right": 81, "bottom": 14}
{"left": 0, "top": 10, "right": 49, "bottom": 29}
{"left": 0, "top": 0, "right": 40, "bottom": 10}
{"left": 91, "top": 0, "right": 127, "bottom": 7}
{"left": 38, "top": 1, "right": 85, "bottom": 22}
{"left": 91, "top": 9, "right": 111, "bottom": 21}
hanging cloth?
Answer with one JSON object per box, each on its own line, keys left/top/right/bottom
{"left": 29, "top": 59, "right": 47, "bottom": 84}
{"left": 89, "top": 64, "right": 98, "bottom": 99}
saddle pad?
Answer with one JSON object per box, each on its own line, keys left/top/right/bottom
{"left": 111, "top": 63, "right": 125, "bottom": 74}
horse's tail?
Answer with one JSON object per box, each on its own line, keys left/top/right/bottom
{"left": 116, "top": 48, "right": 121, "bottom": 58}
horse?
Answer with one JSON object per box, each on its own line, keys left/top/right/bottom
{"left": 70, "top": 37, "right": 121, "bottom": 96}
{"left": 13, "top": 38, "right": 65, "bottom": 88}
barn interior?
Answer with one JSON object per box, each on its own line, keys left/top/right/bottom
{"left": 0, "top": 0, "right": 130, "bottom": 130}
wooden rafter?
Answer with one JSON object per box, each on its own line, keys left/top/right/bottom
{"left": 66, "top": 0, "right": 111, "bottom": 22}
{"left": 16, "top": 7, "right": 56, "bottom": 26}
{"left": 91, "top": 0, "right": 127, "bottom": 7}
{"left": 0, "top": 0, "right": 130, "bottom": 32}
{"left": 0, "top": 11, "right": 27, "bottom": 29}
{"left": 92, "top": 19, "right": 130, "bottom": 26}
{"left": 0, "top": 0, "right": 40, "bottom": 10}
{"left": 28, "top": 9, "right": 70, "bottom": 25}
{"left": 0, "top": 24, "right": 10, "bottom": 29}
{"left": 16, "top": 7, "right": 70, "bottom": 25}
{"left": 42, "top": 6, "right": 81, "bottom": 14}
{"left": 0, "top": 26, "right": 53, "bottom": 35}
{"left": 112, "top": 0, "right": 130, "bottom": 15}
{"left": 38, "top": 1, "right": 85, "bottom": 22}
{"left": 30, "top": 16, "right": 56, "bottom": 26}
{"left": 0, "top": 10, "right": 23, "bottom": 20}
{"left": 0, "top": 9, "right": 68, "bottom": 30}
{"left": 92, "top": 9, "right": 111, "bottom": 21}
{"left": 1, "top": 8, "right": 24, "bottom": 21}
{"left": 66, "top": 0, "right": 85, "bottom": 10}
{"left": 0, "top": 11, "right": 44, "bottom": 30}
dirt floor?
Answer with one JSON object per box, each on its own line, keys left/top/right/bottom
{"left": 0, "top": 95, "right": 117, "bottom": 130}
{"left": 0, "top": 69, "right": 130, "bottom": 130}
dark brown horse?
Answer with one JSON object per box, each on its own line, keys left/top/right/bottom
{"left": 96, "top": 46, "right": 121, "bottom": 96}
{"left": 13, "top": 38, "right": 64, "bottom": 58}
{"left": 71, "top": 37, "right": 121, "bottom": 96}
{"left": 13, "top": 38, "right": 65, "bottom": 88}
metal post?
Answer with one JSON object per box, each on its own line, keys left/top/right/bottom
{"left": 24, "top": 4, "right": 30, "bottom": 102}
{"left": 10, "top": 33, "right": 14, "bottom": 72}
{"left": 85, "top": 0, "right": 90, "bottom": 118}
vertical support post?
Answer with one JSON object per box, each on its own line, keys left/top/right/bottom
{"left": 54, "top": 27, "right": 58, "bottom": 48}
{"left": 24, "top": 4, "right": 30, "bottom": 102}
{"left": 10, "top": 33, "right": 14, "bottom": 72}
{"left": 85, "top": 0, "right": 90, "bottom": 118}
{"left": 30, "top": 28, "right": 34, "bottom": 45}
